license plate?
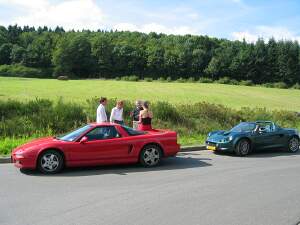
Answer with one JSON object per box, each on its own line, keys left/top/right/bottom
{"left": 207, "top": 145, "right": 216, "bottom": 150}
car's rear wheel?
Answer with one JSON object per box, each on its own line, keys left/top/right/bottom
{"left": 235, "top": 139, "right": 250, "bottom": 156}
{"left": 140, "top": 145, "right": 162, "bottom": 167}
{"left": 288, "top": 137, "right": 299, "bottom": 153}
{"left": 38, "top": 150, "right": 64, "bottom": 174}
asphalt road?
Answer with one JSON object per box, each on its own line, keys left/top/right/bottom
{"left": 1, "top": 150, "right": 300, "bottom": 225}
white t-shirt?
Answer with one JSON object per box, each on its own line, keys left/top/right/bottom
{"left": 110, "top": 107, "right": 123, "bottom": 122}
{"left": 96, "top": 104, "right": 107, "bottom": 123}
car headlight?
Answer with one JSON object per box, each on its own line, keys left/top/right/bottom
{"left": 219, "top": 136, "right": 233, "bottom": 143}
{"left": 208, "top": 132, "right": 212, "bottom": 137}
{"left": 14, "top": 150, "right": 25, "bottom": 158}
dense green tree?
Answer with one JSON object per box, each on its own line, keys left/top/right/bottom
{"left": 0, "top": 26, "right": 8, "bottom": 46}
{"left": 23, "top": 33, "right": 54, "bottom": 68}
{"left": 205, "top": 41, "right": 238, "bottom": 79}
{"left": 52, "top": 35, "right": 95, "bottom": 77}
{"left": 91, "top": 35, "right": 114, "bottom": 77}
{"left": 7, "top": 25, "right": 22, "bottom": 44}
{"left": 0, "top": 43, "right": 13, "bottom": 64}
{"left": 10, "top": 44, "right": 26, "bottom": 63}
{"left": 146, "top": 44, "right": 165, "bottom": 77}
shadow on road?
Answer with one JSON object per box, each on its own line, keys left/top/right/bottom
{"left": 20, "top": 155, "right": 212, "bottom": 177}
{"left": 213, "top": 148, "right": 300, "bottom": 158}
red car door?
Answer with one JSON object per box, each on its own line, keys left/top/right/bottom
{"left": 67, "top": 126, "right": 133, "bottom": 164}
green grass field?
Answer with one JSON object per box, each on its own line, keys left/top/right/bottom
{"left": 1, "top": 76, "right": 300, "bottom": 111}
{"left": 1, "top": 76, "right": 300, "bottom": 155}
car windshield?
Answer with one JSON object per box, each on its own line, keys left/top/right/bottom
{"left": 231, "top": 122, "right": 256, "bottom": 132}
{"left": 121, "top": 125, "right": 147, "bottom": 136}
{"left": 57, "top": 125, "right": 92, "bottom": 141}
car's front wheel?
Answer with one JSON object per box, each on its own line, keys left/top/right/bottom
{"left": 288, "top": 137, "right": 299, "bottom": 153}
{"left": 140, "top": 145, "right": 162, "bottom": 167}
{"left": 38, "top": 150, "right": 64, "bottom": 174}
{"left": 235, "top": 139, "right": 251, "bottom": 156}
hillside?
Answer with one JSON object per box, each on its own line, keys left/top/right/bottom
{"left": 1, "top": 77, "right": 300, "bottom": 111}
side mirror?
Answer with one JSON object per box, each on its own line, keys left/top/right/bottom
{"left": 80, "top": 136, "right": 88, "bottom": 144}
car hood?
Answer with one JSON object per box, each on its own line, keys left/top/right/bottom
{"left": 12, "top": 137, "right": 62, "bottom": 153}
{"left": 207, "top": 130, "right": 245, "bottom": 142}
{"left": 283, "top": 128, "right": 298, "bottom": 133}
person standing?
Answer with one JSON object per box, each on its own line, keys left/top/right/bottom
{"left": 138, "top": 101, "right": 153, "bottom": 131}
{"left": 130, "top": 100, "right": 143, "bottom": 129}
{"left": 96, "top": 97, "right": 108, "bottom": 123}
{"left": 110, "top": 100, "right": 124, "bottom": 124}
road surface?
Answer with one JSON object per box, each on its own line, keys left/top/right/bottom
{"left": 1, "top": 150, "right": 300, "bottom": 225}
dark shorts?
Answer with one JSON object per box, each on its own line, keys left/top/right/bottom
{"left": 113, "top": 120, "right": 124, "bottom": 125}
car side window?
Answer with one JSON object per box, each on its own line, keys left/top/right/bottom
{"left": 259, "top": 123, "right": 275, "bottom": 133}
{"left": 85, "top": 126, "right": 121, "bottom": 141}
{"left": 265, "top": 124, "right": 272, "bottom": 132}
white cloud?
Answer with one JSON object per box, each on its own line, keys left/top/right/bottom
{"left": 0, "top": 0, "right": 104, "bottom": 30}
{"left": 0, "top": 0, "right": 199, "bottom": 35}
{"left": 232, "top": 26, "right": 300, "bottom": 42}
{"left": 113, "top": 22, "right": 197, "bottom": 35}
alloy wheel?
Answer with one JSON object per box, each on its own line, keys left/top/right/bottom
{"left": 289, "top": 137, "right": 299, "bottom": 152}
{"left": 240, "top": 141, "right": 250, "bottom": 155}
{"left": 40, "top": 153, "right": 60, "bottom": 172}
{"left": 143, "top": 147, "right": 160, "bottom": 166}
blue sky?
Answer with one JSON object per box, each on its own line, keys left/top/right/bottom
{"left": 0, "top": 0, "right": 299, "bottom": 42}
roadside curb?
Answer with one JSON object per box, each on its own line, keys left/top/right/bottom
{"left": 0, "top": 145, "right": 207, "bottom": 164}
{"left": 0, "top": 157, "right": 11, "bottom": 164}
{"left": 180, "top": 145, "right": 207, "bottom": 152}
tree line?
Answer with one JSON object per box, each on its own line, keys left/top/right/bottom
{"left": 0, "top": 24, "right": 299, "bottom": 84}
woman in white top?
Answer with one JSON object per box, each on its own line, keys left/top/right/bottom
{"left": 110, "top": 100, "right": 124, "bottom": 124}
{"left": 96, "top": 97, "right": 108, "bottom": 123}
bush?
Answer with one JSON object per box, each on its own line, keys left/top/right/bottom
{"left": 128, "top": 75, "right": 139, "bottom": 82}
{"left": 273, "top": 82, "right": 288, "bottom": 89}
{"left": 230, "top": 79, "right": 239, "bottom": 85}
{"left": 0, "top": 98, "right": 86, "bottom": 137}
{"left": 292, "top": 83, "right": 300, "bottom": 89}
{"left": 120, "top": 76, "right": 128, "bottom": 81}
{"left": 166, "top": 76, "right": 172, "bottom": 82}
{"left": 240, "top": 80, "right": 254, "bottom": 86}
{"left": 176, "top": 77, "right": 186, "bottom": 83}
{"left": 0, "top": 64, "right": 50, "bottom": 78}
{"left": 144, "top": 77, "right": 153, "bottom": 82}
{"left": 152, "top": 101, "right": 183, "bottom": 123}
{"left": 115, "top": 76, "right": 121, "bottom": 81}
{"left": 262, "top": 83, "right": 274, "bottom": 88}
{"left": 187, "top": 77, "right": 196, "bottom": 83}
{"left": 215, "top": 77, "right": 231, "bottom": 84}
{"left": 0, "top": 137, "right": 36, "bottom": 156}
{"left": 119, "top": 75, "right": 139, "bottom": 82}
{"left": 157, "top": 77, "right": 165, "bottom": 82}
{"left": 198, "top": 77, "right": 213, "bottom": 83}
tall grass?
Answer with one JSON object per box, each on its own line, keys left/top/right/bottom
{"left": 1, "top": 98, "right": 300, "bottom": 155}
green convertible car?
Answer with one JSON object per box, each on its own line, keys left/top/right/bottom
{"left": 206, "top": 121, "right": 300, "bottom": 156}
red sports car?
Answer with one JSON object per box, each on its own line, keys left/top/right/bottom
{"left": 11, "top": 123, "right": 180, "bottom": 174}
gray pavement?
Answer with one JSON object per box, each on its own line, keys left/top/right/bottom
{"left": 1, "top": 150, "right": 300, "bottom": 225}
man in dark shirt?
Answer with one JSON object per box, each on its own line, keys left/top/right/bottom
{"left": 130, "top": 100, "right": 143, "bottom": 129}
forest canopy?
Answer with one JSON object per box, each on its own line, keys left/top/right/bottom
{"left": 0, "top": 24, "right": 299, "bottom": 84}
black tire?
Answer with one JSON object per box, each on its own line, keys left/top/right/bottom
{"left": 235, "top": 139, "right": 251, "bottom": 156}
{"left": 37, "top": 150, "right": 64, "bottom": 174}
{"left": 139, "top": 144, "right": 162, "bottom": 167}
{"left": 287, "top": 137, "right": 299, "bottom": 153}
